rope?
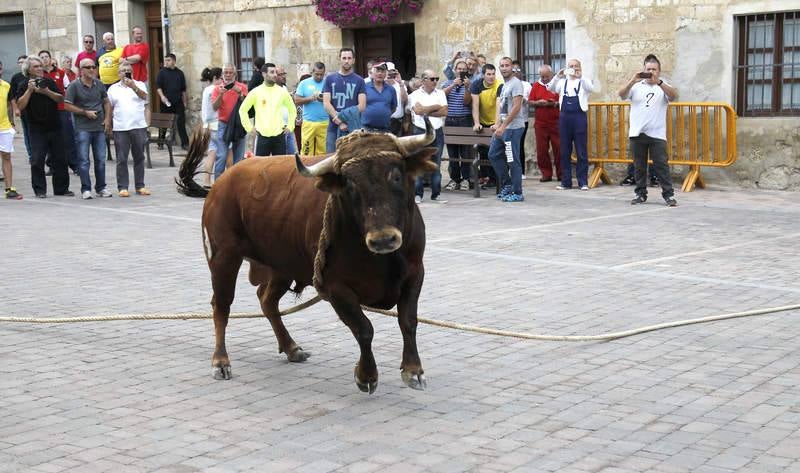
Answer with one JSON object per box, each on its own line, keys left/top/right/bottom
{"left": 1, "top": 300, "right": 797, "bottom": 342}
{"left": 312, "top": 195, "right": 334, "bottom": 295}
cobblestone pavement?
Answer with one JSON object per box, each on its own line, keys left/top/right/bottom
{"left": 1, "top": 136, "right": 799, "bottom": 473}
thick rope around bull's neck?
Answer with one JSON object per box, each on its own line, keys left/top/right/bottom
{"left": 312, "top": 195, "right": 334, "bottom": 296}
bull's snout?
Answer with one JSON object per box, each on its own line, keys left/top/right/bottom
{"left": 365, "top": 228, "right": 403, "bottom": 254}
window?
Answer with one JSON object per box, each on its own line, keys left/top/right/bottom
{"left": 736, "top": 11, "right": 800, "bottom": 116}
{"left": 229, "top": 31, "right": 264, "bottom": 83}
{"left": 512, "top": 22, "right": 566, "bottom": 83}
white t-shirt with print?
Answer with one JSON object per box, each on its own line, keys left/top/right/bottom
{"left": 627, "top": 80, "right": 670, "bottom": 141}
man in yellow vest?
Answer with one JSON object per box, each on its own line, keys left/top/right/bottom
{"left": 97, "top": 32, "right": 123, "bottom": 88}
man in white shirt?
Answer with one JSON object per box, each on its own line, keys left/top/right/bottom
{"left": 107, "top": 63, "right": 150, "bottom": 197}
{"left": 385, "top": 63, "right": 407, "bottom": 136}
{"left": 618, "top": 53, "right": 679, "bottom": 206}
{"left": 408, "top": 69, "right": 448, "bottom": 203}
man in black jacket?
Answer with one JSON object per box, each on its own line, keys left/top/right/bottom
{"left": 156, "top": 53, "right": 189, "bottom": 149}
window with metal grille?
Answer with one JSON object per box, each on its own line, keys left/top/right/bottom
{"left": 735, "top": 11, "right": 800, "bottom": 116}
{"left": 228, "top": 31, "right": 265, "bottom": 83}
{"left": 512, "top": 22, "right": 566, "bottom": 84}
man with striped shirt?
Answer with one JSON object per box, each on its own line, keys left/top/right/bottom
{"left": 442, "top": 59, "right": 473, "bottom": 190}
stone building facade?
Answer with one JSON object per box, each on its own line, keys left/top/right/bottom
{"left": 2, "top": 0, "right": 799, "bottom": 189}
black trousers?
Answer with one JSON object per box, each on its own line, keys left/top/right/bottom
{"left": 29, "top": 126, "right": 70, "bottom": 195}
{"left": 159, "top": 102, "right": 190, "bottom": 147}
{"left": 255, "top": 133, "right": 287, "bottom": 156}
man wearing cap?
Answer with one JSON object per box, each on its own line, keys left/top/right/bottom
{"left": 239, "top": 62, "right": 296, "bottom": 156}
{"left": 362, "top": 62, "right": 397, "bottom": 133}
{"left": 295, "top": 62, "right": 328, "bottom": 155}
{"left": 385, "top": 62, "right": 407, "bottom": 136}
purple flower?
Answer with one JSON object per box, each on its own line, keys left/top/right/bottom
{"left": 314, "top": 0, "right": 424, "bottom": 26}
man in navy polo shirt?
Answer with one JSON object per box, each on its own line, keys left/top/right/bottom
{"left": 362, "top": 62, "right": 397, "bottom": 133}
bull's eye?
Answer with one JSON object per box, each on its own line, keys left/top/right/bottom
{"left": 388, "top": 168, "right": 402, "bottom": 185}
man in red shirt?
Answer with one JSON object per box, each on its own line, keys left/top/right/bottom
{"left": 122, "top": 26, "right": 149, "bottom": 82}
{"left": 210, "top": 64, "right": 248, "bottom": 178}
{"left": 76, "top": 35, "right": 97, "bottom": 66}
{"left": 529, "top": 64, "right": 561, "bottom": 182}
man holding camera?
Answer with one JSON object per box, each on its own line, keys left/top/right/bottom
{"left": 442, "top": 59, "right": 473, "bottom": 190}
{"left": 618, "top": 53, "right": 679, "bottom": 207}
{"left": 295, "top": 62, "right": 328, "bottom": 156}
{"left": 64, "top": 58, "right": 112, "bottom": 199}
{"left": 211, "top": 64, "right": 248, "bottom": 178}
{"left": 15, "top": 56, "right": 73, "bottom": 198}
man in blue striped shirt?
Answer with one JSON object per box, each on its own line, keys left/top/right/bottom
{"left": 441, "top": 59, "right": 473, "bottom": 191}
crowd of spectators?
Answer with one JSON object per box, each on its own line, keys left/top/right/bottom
{"left": 2, "top": 40, "right": 679, "bottom": 207}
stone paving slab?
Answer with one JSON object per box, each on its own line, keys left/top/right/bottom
{"left": 1, "top": 136, "right": 799, "bottom": 472}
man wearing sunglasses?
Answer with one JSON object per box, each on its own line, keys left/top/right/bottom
{"left": 76, "top": 35, "right": 98, "bottom": 67}
{"left": 408, "top": 70, "right": 448, "bottom": 204}
{"left": 64, "top": 59, "right": 112, "bottom": 199}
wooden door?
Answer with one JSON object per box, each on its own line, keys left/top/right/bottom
{"left": 145, "top": 1, "right": 163, "bottom": 111}
{"left": 354, "top": 28, "right": 392, "bottom": 76}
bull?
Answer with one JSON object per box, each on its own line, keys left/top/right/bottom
{"left": 176, "top": 120, "right": 438, "bottom": 393}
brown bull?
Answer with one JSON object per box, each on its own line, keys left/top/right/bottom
{"left": 177, "top": 120, "right": 438, "bottom": 393}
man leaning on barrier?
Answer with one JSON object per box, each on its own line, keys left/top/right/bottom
{"left": 618, "top": 53, "right": 679, "bottom": 207}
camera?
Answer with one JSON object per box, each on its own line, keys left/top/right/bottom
{"left": 459, "top": 71, "right": 469, "bottom": 81}
{"left": 565, "top": 68, "right": 575, "bottom": 76}
{"left": 125, "top": 72, "right": 132, "bottom": 80}
{"left": 34, "top": 78, "right": 45, "bottom": 87}
{"left": 317, "top": 93, "right": 323, "bottom": 100}
{"left": 638, "top": 72, "right": 653, "bottom": 79}
{"left": 224, "top": 82, "right": 235, "bottom": 90}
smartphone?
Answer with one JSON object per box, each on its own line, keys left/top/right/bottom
{"left": 638, "top": 72, "right": 653, "bottom": 79}
{"left": 459, "top": 71, "right": 469, "bottom": 81}
{"left": 125, "top": 72, "right": 132, "bottom": 80}
{"left": 224, "top": 82, "right": 235, "bottom": 90}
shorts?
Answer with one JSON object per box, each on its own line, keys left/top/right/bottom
{"left": 0, "top": 129, "right": 15, "bottom": 153}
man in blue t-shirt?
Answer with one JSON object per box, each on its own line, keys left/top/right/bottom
{"left": 295, "top": 62, "right": 328, "bottom": 156}
{"left": 361, "top": 62, "right": 397, "bottom": 133}
{"left": 322, "top": 48, "right": 366, "bottom": 152}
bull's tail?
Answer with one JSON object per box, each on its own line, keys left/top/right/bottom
{"left": 176, "top": 126, "right": 211, "bottom": 198}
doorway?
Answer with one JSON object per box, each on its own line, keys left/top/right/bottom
{"left": 351, "top": 24, "right": 415, "bottom": 79}
{"left": 0, "top": 13, "right": 25, "bottom": 75}
{"left": 144, "top": 1, "right": 164, "bottom": 111}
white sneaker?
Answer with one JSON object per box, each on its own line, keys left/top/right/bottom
{"left": 82, "top": 190, "right": 93, "bottom": 200}
{"left": 97, "top": 188, "right": 113, "bottom": 198}
{"left": 521, "top": 174, "right": 527, "bottom": 180}
{"left": 414, "top": 195, "right": 422, "bottom": 204}
{"left": 580, "top": 185, "right": 589, "bottom": 191}
{"left": 430, "top": 196, "right": 447, "bottom": 203}
{"left": 444, "top": 180, "right": 457, "bottom": 191}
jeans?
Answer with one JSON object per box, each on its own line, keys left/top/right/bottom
{"left": 413, "top": 126, "right": 445, "bottom": 198}
{"left": 29, "top": 125, "right": 69, "bottom": 195}
{"left": 214, "top": 121, "right": 246, "bottom": 179}
{"left": 114, "top": 128, "right": 147, "bottom": 190}
{"left": 445, "top": 116, "right": 473, "bottom": 182}
{"left": 631, "top": 133, "right": 674, "bottom": 199}
{"left": 285, "top": 130, "right": 297, "bottom": 154}
{"left": 488, "top": 127, "right": 524, "bottom": 195}
{"left": 325, "top": 122, "right": 339, "bottom": 153}
{"left": 76, "top": 130, "right": 107, "bottom": 193}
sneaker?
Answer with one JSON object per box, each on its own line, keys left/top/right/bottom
{"left": 4, "top": 187, "right": 22, "bottom": 200}
{"left": 82, "top": 190, "right": 93, "bottom": 200}
{"left": 97, "top": 188, "right": 113, "bottom": 198}
{"left": 414, "top": 195, "right": 422, "bottom": 204}
{"left": 430, "top": 196, "right": 448, "bottom": 203}
{"left": 496, "top": 185, "right": 512, "bottom": 199}
{"left": 501, "top": 193, "right": 525, "bottom": 202}
{"left": 650, "top": 176, "right": 660, "bottom": 187}
{"left": 55, "top": 190, "right": 75, "bottom": 197}
{"left": 630, "top": 195, "right": 647, "bottom": 205}
{"left": 555, "top": 185, "right": 571, "bottom": 190}
{"left": 665, "top": 197, "right": 678, "bottom": 207}
{"left": 580, "top": 185, "right": 589, "bottom": 191}
{"left": 119, "top": 189, "right": 130, "bottom": 197}
{"left": 444, "top": 180, "right": 457, "bottom": 191}
{"left": 521, "top": 174, "right": 527, "bottom": 180}
{"left": 620, "top": 175, "right": 635, "bottom": 186}
{"left": 135, "top": 187, "right": 151, "bottom": 196}
{"left": 457, "top": 181, "right": 468, "bottom": 191}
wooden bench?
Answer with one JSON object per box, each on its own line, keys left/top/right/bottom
{"left": 441, "top": 126, "right": 495, "bottom": 197}
{"left": 145, "top": 112, "right": 177, "bottom": 168}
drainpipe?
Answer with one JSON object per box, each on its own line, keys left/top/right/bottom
{"left": 43, "top": 0, "right": 51, "bottom": 50}
{"left": 163, "top": 0, "right": 171, "bottom": 54}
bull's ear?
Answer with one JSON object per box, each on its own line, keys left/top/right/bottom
{"left": 404, "top": 147, "right": 438, "bottom": 177}
{"left": 315, "top": 174, "right": 346, "bottom": 194}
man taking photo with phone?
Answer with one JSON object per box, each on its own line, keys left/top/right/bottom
{"left": 618, "top": 53, "right": 679, "bottom": 207}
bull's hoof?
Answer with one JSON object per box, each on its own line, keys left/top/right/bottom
{"left": 354, "top": 365, "right": 378, "bottom": 394}
{"left": 401, "top": 370, "right": 427, "bottom": 390}
{"left": 212, "top": 365, "right": 232, "bottom": 380}
{"left": 287, "top": 347, "right": 310, "bottom": 363}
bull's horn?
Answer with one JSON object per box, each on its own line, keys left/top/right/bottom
{"left": 397, "top": 116, "right": 434, "bottom": 155}
{"left": 296, "top": 153, "right": 337, "bottom": 177}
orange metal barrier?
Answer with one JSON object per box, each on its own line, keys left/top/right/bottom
{"left": 585, "top": 102, "right": 737, "bottom": 191}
